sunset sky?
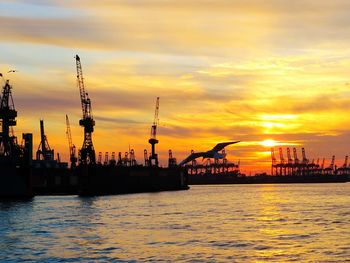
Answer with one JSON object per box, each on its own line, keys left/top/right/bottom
{"left": 1, "top": 0, "right": 350, "bottom": 173}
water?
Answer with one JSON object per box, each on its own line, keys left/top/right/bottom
{"left": 1, "top": 184, "right": 350, "bottom": 262}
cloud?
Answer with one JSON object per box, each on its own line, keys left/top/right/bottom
{"left": 3, "top": 0, "right": 350, "bottom": 172}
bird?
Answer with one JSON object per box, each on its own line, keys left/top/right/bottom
{"left": 179, "top": 141, "right": 240, "bottom": 166}
{"left": 7, "top": 70, "right": 18, "bottom": 73}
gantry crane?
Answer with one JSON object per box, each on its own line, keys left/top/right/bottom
{"left": 301, "top": 147, "right": 309, "bottom": 164}
{"left": 271, "top": 148, "right": 276, "bottom": 176}
{"left": 148, "top": 97, "right": 159, "bottom": 166}
{"left": 66, "top": 115, "right": 77, "bottom": 168}
{"left": 293, "top": 147, "right": 299, "bottom": 164}
{"left": 75, "top": 55, "right": 96, "bottom": 165}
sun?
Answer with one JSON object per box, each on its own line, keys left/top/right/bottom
{"left": 259, "top": 139, "right": 277, "bottom": 147}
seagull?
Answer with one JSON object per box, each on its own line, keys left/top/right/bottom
{"left": 179, "top": 141, "right": 240, "bottom": 166}
{"left": 7, "top": 70, "right": 18, "bottom": 73}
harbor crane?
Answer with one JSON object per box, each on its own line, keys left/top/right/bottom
{"left": 36, "top": 119, "right": 54, "bottom": 161}
{"left": 75, "top": 55, "right": 96, "bottom": 165}
{"left": 148, "top": 97, "right": 160, "bottom": 166}
{"left": 271, "top": 148, "right": 276, "bottom": 175}
{"left": 0, "top": 76, "right": 19, "bottom": 158}
{"left": 66, "top": 115, "right": 77, "bottom": 168}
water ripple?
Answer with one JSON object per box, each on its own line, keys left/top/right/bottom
{"left": 0, "top": 184, "right": 349, "bottom": 262}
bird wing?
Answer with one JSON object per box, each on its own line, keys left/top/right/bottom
{"left": 179, "top": 152, "right": 205, "bottom": 166}
{"left": 211, "top": 141, "right": 240, "bottom": 152}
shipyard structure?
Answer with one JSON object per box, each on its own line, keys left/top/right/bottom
{"left": 0, "top": 56, "right": 189, "bottom": 198}
{"left": 182, "top": 146, "right": 349, "bottom": 184}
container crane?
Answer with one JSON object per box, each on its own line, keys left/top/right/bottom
{"left": 293, "top": 147, "right": 299, "bottom": 164}
{"left": 278, "top": 147, "right": 286, "bottom": 176}
{"left": 301, "top": 148, "right": 309, "bottom": 164}
{"left": 75, "top": 55, "right": 96, "bottom": 165}
{"left": 271, "top": 148, "right": 276, "bottom": 176}
{"left": 286, "top": 148, "right": 293, "bottom": 164}
{"left": 278, "top": 147, "right": 285, "bottom": 164}
{"left": 66, "top": 115, "right": 77, "bottom": 168}
{"left": 148, "top": 97, "right": 159, "bottom": 166}
{"left": 343, "top": 155, "right": 348, "bottom": 168}
{"left": 330, "top": 155, "right": 335, "bottom": 169}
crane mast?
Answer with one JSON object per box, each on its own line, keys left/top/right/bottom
{"left": 148, "top": 97, "right": 159, "bottom": 166}
{"left": 75, "top": 55, "right": 95, "bottom": 165}
{"left": 66, "top": 114, "right": 77, "bottom": 168}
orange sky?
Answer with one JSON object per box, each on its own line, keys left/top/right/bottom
{"left": 1, "top": 0, "right": 350, "bottom": 173}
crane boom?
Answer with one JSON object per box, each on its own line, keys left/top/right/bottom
{"left": 66, "top": 114, "right": 77, "bottom": 168}
{"left": 150, "top": 97, "right": 160, "bottom": 139}
{"left": 75, "top": 55, "right": 93, "bottom": 119}
{"left": 66, "top": 115, "right": 73, "bottom": 152}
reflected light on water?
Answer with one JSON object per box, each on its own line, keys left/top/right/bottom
{"left": 0, "top": 184, "right": 350, "bottom": 262}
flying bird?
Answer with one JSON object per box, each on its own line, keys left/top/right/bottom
{"left": 179, "top": 141, "right": 240, "bottom": 166}
{"left": 7, "top": 70, "right": 18, "bottom": 73}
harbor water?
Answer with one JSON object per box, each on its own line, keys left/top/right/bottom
{"left": 1, "top": 184, "right": 349, "bottom": 262}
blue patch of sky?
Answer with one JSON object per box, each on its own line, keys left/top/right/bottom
{"left": 0, "top": 1, "right": 80, "bottom": 19}
{"left": 0, "top": 41, "right": 206, "bottom": 73}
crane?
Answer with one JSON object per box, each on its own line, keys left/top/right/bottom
{"left": 271, "top": 148, "right": 276, "bottom": 165}
{"left": 301, "top": 147, "right": 308, "bottom": 164}
{"left": 0, "top": 77, "right": 19, "bottom": 158}
{"left": 343, "top": 155, "right": 348, "bottom": 168}
{"left": 271, "top": 148, "right": 276, "bottom": 176}
{"left": 286, "top": 148, "right": 293, "bottom": 164}
{"left": 278, "top": 147, "right": 285, "bottom": 164}
{"left": 36, "top": 119, "right": 54, "bottom": 161}
{"left": 148, "top": 97, "right": 159, "bottom": 166}
{"left": 66, "top": 115, "right": 77, "bottom": 168}
{"left": 293, "top": 147, "right": 299, "bottom": 164}
{"left": 75, "top": 55, "right": 96, "bottom": 165}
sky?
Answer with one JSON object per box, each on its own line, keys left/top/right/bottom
{"left": 1, "top": 0, "right": 350, "bottom": 173}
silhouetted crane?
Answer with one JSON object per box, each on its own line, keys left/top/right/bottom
{"left": 66, "top": 115, "right": 77, "bottom": 168}
{"left": 343, "top": 155, "right": 348, "bottom": 168}
{"left": 36, "top": 119, "right": 54, "bottom": 161}
{"left": 75, "top": 55, "right": 95, "bottom": 165}
{"left": 293, "top": 147, "right": 299, "bottom": 164}
{"left": 0, "top": 77, "right": 19, "bottom": 158}
{"left": 278, "top": 147, "right": 285, "bottom": 164}
{"left": 148, "top": 97, "right": 159, "bottom": 166}
{"left": 301, "top": 147, "right": 309, "bottom": 164}
{"left": 271, "top": 148, "right": 277, "bottom": 175}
